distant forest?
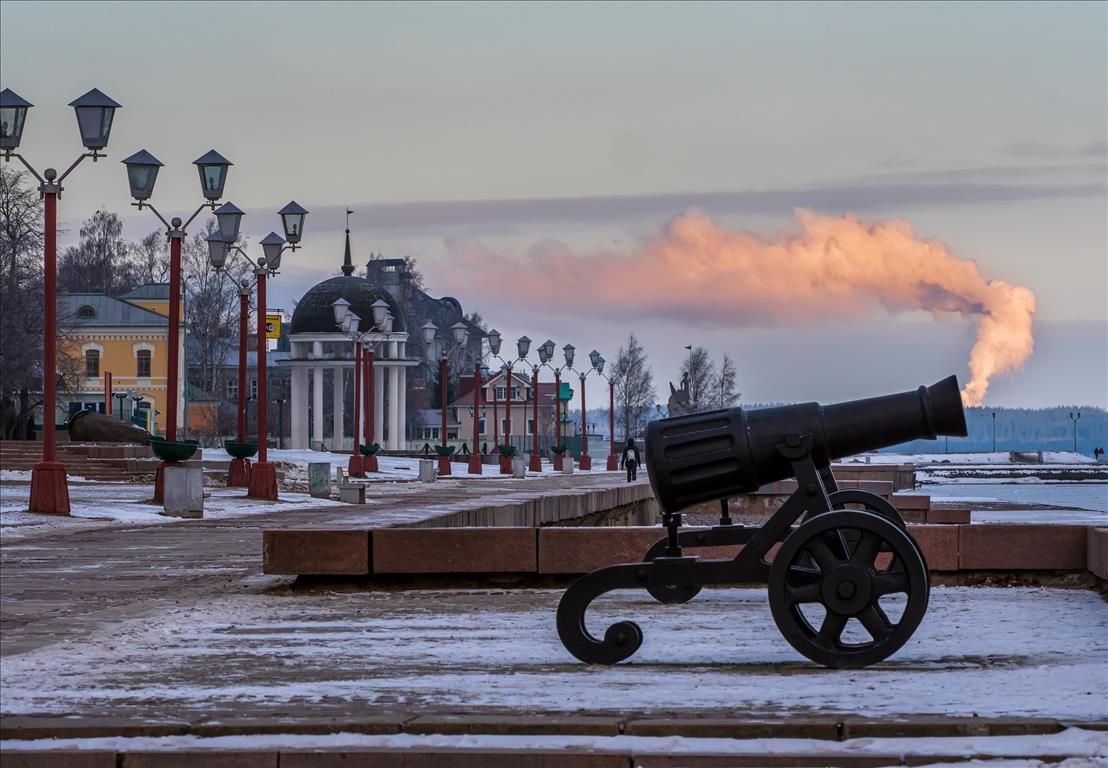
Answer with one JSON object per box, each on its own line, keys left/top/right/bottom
{"left": 572, "top": 405, "right": 1108, "bottom": 457}
{"left": 882, "top": 406, "right": 1107, "bottom": 456}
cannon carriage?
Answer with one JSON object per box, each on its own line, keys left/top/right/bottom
{"left": 556, "top": 375, "right": 967, "bottom": 669}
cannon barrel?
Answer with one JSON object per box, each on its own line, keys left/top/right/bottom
{"left": 645, "top": 375, "right": 967, "bottom": 513}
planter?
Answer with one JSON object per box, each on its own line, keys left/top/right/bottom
{"left": 551, "top": 446, "right": 568, "bottom": 455}
{"left": 149, "top": 436, "right": 199, "bottom": 463}
{"left": 359, "top": 443, "right": 381, "bottom": 457}
{"left": 433, "top": 445, "right": 456, "bottom": 457}
{"left": 224, "top": 440, "right": 258, "bottom": 459}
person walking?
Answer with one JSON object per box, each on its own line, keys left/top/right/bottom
{"left": 621, "top": 437, "right": 640, "bottom": 482}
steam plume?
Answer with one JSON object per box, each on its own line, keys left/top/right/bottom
{"left": 444, "top": 210, "right": 1035, "bottom": 405}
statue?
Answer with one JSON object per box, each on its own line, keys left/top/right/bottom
{"left": 667, "top": 372, "right": 691, "bottom": 417}
{"left": 67, "top": 410, "right": 150, "bottom": 444}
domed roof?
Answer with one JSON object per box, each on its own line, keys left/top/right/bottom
{"left": 290, "top": 275, "right": 404, "bottom": 335}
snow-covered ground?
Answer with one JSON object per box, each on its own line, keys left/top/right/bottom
{"left": 852, "top": 451, "right": 1098, "bottom": 465}
{"left": 3, "top": 728, "right": 1105, "bottom": 761}
{"left": 1, "top": 587, "right": 1104, "bottom": 722}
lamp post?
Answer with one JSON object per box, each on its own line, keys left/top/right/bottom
{"left": 991, "top": 411, "right": 997, "bottom": 453}
{"left": 3, "top": 87, "right": 121, "bottom": 515}
{"left": 467, "top": 361, "right": 488, "bottom": 475}
{"left": 103, "top": 371, "right": 112, "bottom": 416}
{"left": 486, "top": 329, "right": 519, "bottom": 474}
{"left": 536, "top": 340, "right": 569, "bottom": 471}
{"left": 1070, "top": 411, "right": 1081, "bottom": 454}
{"left": 226, "top": 278, "right": 254, "bottom": 486}
{"left": 361, "top": 308, "right": 392, "bottom": 470}
{"left": 592, "top": 352, "right": 619, "bottom": 470}
{"left": 273, "top": 394, "right": 286, "bottom": 449}
{"left": 564, "top": 345, "right": 594, "bottom": 470}
{"left": 207, "top": 203, "right": 308, "bottom": 499}
{"left": 113, "top": 392, "right": 128, "bottom": 421}
{"left": 422, "top": 320, "right": 469, "bottom": 475}
{"left": 342, "top": 311, "right": 364, "bottom": 476}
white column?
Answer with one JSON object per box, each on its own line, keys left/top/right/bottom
{"left": 290, "top": 365, "right": 309, "bottom": 449}
{"left": 332, "top": 365, "right": 344, "bottom": 451}
{"left": 374, "top": 364, "right": 384, "bottom": 448}
{"left": 312, "top": 366, "right": 324, "bottom": 449}
{"left": 388, "top": 364, "right": 401, "bottom": 450}
{"left": 397, "top": 364, "right": 407, "bottom": 450}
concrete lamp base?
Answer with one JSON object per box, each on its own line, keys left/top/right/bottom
{"left": 579, "top": 454, "right": 592, "bottom": 471}
{"left": 29, "top": 461, "right": 71, "bottom": 515}
{"left": 467, "top": 454, "right": 483, "bottom": 474}
{"left": 153, "top": 461, "right": 181, "bottom": 503}
{"left": 606, "top": 453, "right": 618, "bottom": 471}
{"left": 347, "top": 455, "right": 364, "bottom": 478}
{"left": 437, "top": 456, "right": 452, "bottom": 476}
{"left": 248, "top": 461, "right": 279, "bottom": 500}
{"left": 362, "top": 454, "right": 379, "bottom": 473}
{"left": 528, "top": 453, "right": 542, "bottom": 472}
{"left": 227, "top": 457, "right": 251, "bottom": 487}
{"left": 499, "top": 455, "right": 512, "bottom": 474}
{"left": 552, "top": 454, "right": 564, "bottom": 472}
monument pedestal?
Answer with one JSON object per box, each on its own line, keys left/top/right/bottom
{"left": 248, "top": 461, "right": 278, "bottom": 500}
{"left": 29, "top": 461, "right": 70, "bottom": 515}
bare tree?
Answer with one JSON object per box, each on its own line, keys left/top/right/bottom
{"left": 57, "top": 209, "right": 136, "bottom": 295}
{"left": 680, "top": 346, "right": 716, "bottom": 413}
{"left": 0, "top": 167, "right": 44, "bottom": 438}
{"left": 132, "top": 230, "right": 169, "bottom": 285}
{"left": 614, "top": 333, "right": 655, "bottom": 439}
{"left": 713, "top": 353, "right": 740, "bottom": 409}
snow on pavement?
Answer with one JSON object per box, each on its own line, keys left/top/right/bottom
{"left": 2, "top": 587, "right": 1105, "bottom": 722}
{"left": 3, "top": 728, "right": 1105, "bottom": 760}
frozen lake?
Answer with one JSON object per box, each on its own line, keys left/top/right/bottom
{"left": 924, "top": 481, "right": 1108, "bottom": 515}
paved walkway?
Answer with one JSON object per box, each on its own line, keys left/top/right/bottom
{"left": 0, "top": 473, "right": 640, "bottom": 656}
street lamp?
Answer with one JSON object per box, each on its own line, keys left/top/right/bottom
{"left": 592, "top": 352, "right": 619, "bottom": 470}
{"left": 3, "top": 87, "right": 121, "bottom": 515}
{"left": 536, "top": 339, "right": 570, "bottom": 471}
{"left": 564, "top": 345, "right": 599, "bottom": 470}
{"left": 1070, "top": 411, "right": 1081, "bottom": 454}
{"left": 113, "top": 391, "right": 128, "bottom": 421}
{"left": 122, "top": 146, "right": 233, "bottom": 500}
{"left": 422, "top": 320, "right": 470, "bottom": 476}
{"left": 226, "top": 278, "right": 254, "bottom": 487}
{"left": 208, "top": 203, "right": 308, "bottom": 499}
{"left": 991, "top": 411, "right": 997, "bottom": 453}
{"left": 339, "top": 310, "right": 365, "bottom": 477}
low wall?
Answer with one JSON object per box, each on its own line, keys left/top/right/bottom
{"left": 263, "top": 523, "right": 1102, "bottom": 578}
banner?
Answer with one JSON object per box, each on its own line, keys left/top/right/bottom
{"left": 265, "top": 314, "right": 282, "bottom": 339}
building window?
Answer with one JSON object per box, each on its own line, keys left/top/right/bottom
{"left": 250, "top": 379, "right": 258, "bottom": 399}
{"left": 495, "top": 386, "right": 505, "bottom": 401}
{"left": 226, "top": 378, "right": 238, "bottom": 400}
{"left": 136, "top": 349, "right": 151, "bottom": 378}
{"left": 527, "top": 418, "right": 535, "bottom": 436}
{"left": 478, "top": 418, "right": 486, "bottom": 436}
{"left": 77, "top": 305, "right": 96, "bottom": 319}
{"left": 85, "top": 349, "right": 100, "bottom": 378}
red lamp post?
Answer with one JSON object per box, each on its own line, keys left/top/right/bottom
{"left": 423, "top": 320, "right": 470, "bottom": 476}
{"left": 4, "top": 87, "right": 122, "bottom": 515}
{"left": 468, "top": 360, "right": 485, "bottom": 474}
{"left": 228, "top": 279, "right": 253, "bottom": 486}
{"left": 207, "top": 204, "right": 308, "bottom": 500}
{"left": 362, "top": 334, "right": 378, "bottom": 472}
{"left": 103, "top": 371, "right": 112, "bottom": 416}
{"left": 604, "top": 373, "right": 617, "bottom": 471}
{"left": 349, "top": 318, "right": 363, "bottom": 477}
{"left": 529, "top": 366, "right": 541, "bottom": 472}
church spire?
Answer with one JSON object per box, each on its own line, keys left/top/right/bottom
{"left": 341, "top": 207, "right": 354, "bottom": 276}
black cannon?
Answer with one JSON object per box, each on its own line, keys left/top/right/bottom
{"left": 556, "top": 375, "right": 967, "bottom": 668}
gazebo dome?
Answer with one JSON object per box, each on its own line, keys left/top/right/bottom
{"left": 289, "top": 275, "right": 404, "bottom": 335}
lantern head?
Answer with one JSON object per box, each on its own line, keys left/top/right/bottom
{"left": 260, "top": 232, "right": 286, "bottom": 271}
{"left": 589, "top": 350, "right": 601, "bottom": 369}
{"left": 370, "top": 299, "right": 390, "bottom": 328}
{"left": 619, "top": 355, "right": 630, "bottom": 374}
{"left": 0, "top": 89, "right": 32, "bottom": 151}
{"left": 68, "top": 88, "right": 120, "bottom": 150}
{"left": 205, "top": 232, "right": 229, "bottom": 269}
{"left": 563, "top": 344, "right": 575, "bottom": 368}
{"left": 121, "top": 149, "right": 163, "bottom": 201}
{"left": 487, "top": 329, "right": 502, "bottom": 356}
{"left": 451, "top": 322, "right": 468, "bottom": 346}
{"left": 421, "top": 321, "right": 438, "bottom": 345}
{"left": 214, "top": 201, "right": 244, "bottom": 243}
{"left": 193, "top": 149, "right": 232, "bottom": 200}
{"left": 516, "top": 335, "right": 531, "bottom": 359}
{"left": 278, "top": 200, "right": 307, "bottom": 244}
{"left": 331, "top": 298, "right": 351, "bottom": 326}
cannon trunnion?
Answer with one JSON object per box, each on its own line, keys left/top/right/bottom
{"left": 556, "top": 376, "right": 967, "bottom": 669}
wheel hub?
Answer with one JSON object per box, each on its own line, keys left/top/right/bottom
{"left": 823, "top": 564, "right": 872, "bottom": 614}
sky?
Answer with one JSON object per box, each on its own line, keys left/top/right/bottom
{"left": 1, "top": 0, "right": 1105, "bottom": 408}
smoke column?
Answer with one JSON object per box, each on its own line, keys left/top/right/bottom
{"left": 445, "top": 210, "right": 1036, "bottom": 405}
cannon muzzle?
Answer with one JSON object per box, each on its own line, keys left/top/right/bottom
{"left": 645, "top": 375, "right": 967, "bottom": 512}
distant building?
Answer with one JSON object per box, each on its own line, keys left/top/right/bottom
{"left": 56, "top": 283, "right": 185, "bottom": 435}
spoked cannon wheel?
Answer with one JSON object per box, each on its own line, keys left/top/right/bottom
{"left": 768, "top": 510, "right": 929, "bottom": 668}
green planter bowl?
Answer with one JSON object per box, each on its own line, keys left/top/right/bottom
{"left": 149, "top": 436, "right": 199, "bottom": 462}
{"left": 434, "top": 445, "right": 457, "bottom": 457}
{"left": 550, "top": 446, "right": 568, "bottom": 455}
{"left": 498, "top": 445, "right": 518, "bottom": 457}
{"left": 359, "top": 443, "right": 381, "bottom": 456}
{"left": 224, "top": 440, "right": 258, "bottom": 459}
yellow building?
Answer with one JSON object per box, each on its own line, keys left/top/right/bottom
{"left": 56, "top": 283, "right": 185, "bottom": 435}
